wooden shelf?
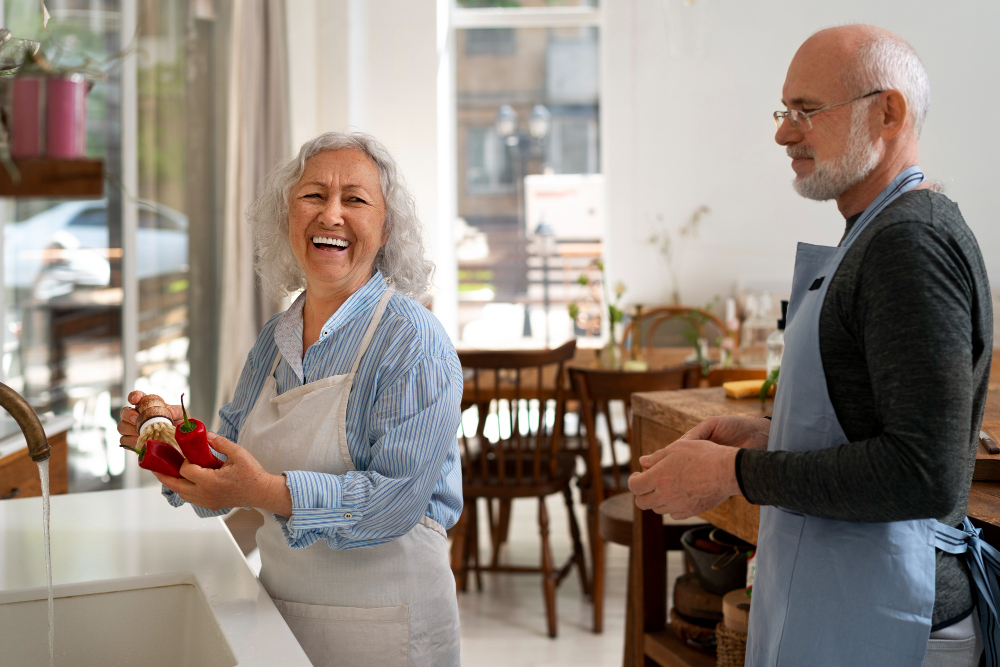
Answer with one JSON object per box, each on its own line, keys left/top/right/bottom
{"left": 0, "top": 158, "right": 103, "bottom": 197}
{"left": 645, "top": 628, "right": 717, "bottom": 667}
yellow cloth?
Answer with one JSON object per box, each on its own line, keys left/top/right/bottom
{"left": 723, "top": 379, "right": 775, "bottom": 399}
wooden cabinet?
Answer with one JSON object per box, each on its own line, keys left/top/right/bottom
{"left": 0, "top": 430, "right": 68, "bottom": 500}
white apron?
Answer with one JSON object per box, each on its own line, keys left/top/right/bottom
{"left": 238, "top": 287, "right": 461, "bottom": 667}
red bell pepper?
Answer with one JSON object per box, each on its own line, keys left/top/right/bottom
{"left": 175, "top": 393, "right": 224, "bottom": 469}
{"left": 121, "top": 439, "right": 185, "bottom": 477}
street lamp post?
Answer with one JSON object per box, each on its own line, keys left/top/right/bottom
{"left": 495, "top": 103, "right": 551, "bottom": 341}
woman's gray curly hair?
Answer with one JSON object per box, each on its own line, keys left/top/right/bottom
{"left": 248, "top": 131, "right": 434, "bottom": 299}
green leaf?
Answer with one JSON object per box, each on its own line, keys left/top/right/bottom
{"left": 760, "top": 367, "right": 779, "bottom": 406}
{"left": 609, "top": 305, "right": 623, "bottom": 324}
{"left": 568, "top": 303, "right": 580, "bottom": 319}
{"left": 577, "top": 274, "right": 590, "bottom": 286}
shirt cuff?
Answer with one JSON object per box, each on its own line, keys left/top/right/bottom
{"left": 160, "top": 485, "right": 231, "bottom": 518}
{"left": 734, "top": 448, "right": 756, "bottom": 504}
{"left": 279, "top": 470, "right": 363, "bottom": 547}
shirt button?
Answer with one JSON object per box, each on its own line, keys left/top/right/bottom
{"left": 344, "top": 512, "right": 353, "bottom": 519}
{"left": 322, "top": 330, "right": 329, "bottom": 336}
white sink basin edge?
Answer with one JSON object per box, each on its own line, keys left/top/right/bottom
{"left": 0, "top": 571, "right": 238, "bottom": 667}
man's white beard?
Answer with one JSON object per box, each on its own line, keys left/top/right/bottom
{"left": 791, "top": 105, "right": 882, "bottom": 201}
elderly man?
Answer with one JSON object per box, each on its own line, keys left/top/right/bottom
{"left": 629, "top": 25, "right": 997, "bottom": 667}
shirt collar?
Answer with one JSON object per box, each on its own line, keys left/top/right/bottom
{"left": 272, "top": 273, "right": 388, "bottom": 381}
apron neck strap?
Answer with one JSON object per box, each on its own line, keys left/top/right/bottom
{"left": 349, "top": 286, "right": 395, "bottom": 375}
{"left": 840, "top": 165, "right": 925, "bottom": 248}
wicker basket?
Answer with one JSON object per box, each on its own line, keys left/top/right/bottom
{"left": 715, "top": 621, "right": 748, "bottom": 667}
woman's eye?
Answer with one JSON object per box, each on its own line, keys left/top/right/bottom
{"left": 304, "top": 193, "right": 323, "bottom": 199}
{"left": 347, "top": 196, "right": 367, "bottom": 204}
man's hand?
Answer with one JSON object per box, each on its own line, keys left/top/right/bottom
{"left": 628, "top": 439, "right": 741, "bottom": 519}
{"left": 154, "top": 432, "right": 293, "bottom": 517}
{"left": 679, "top": 414, "right": 771, "bottom": 449}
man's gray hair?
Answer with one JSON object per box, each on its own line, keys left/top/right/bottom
{"left": 248, "top": 131, "right": 434, "bottom": 300}
{"left": 842, "top": 26, "right": 931, "bottom": 137}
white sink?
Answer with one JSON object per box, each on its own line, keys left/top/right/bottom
{"left": 0, "top": 572, "right": 238, "bottom": 667}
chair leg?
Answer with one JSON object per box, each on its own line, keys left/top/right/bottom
{"left": 592, "top": 526, "right": 605, "bottom": 634}
{"left": 470, "top": 498, "right": 483, "bottom": 592}
{"left": 562, "top": 484, "right": 590, "bottom": 596}
{"left": 450, "top": 503, "right": 470, "bottom": 592}
{"left": 622, "top": 546, "right": 634, "bottom": 667}
{"left": 491, "top": 498, "right": 512, "bottom": 567}
{"left": 538, "top": 496, "right": 558, "bottom": 638}
{"left": 585, "top": 497, "right": 599, "bottom": 600}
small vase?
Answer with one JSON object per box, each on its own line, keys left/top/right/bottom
{"left": 600, "top": 322, "right": 623, "bottom": 369}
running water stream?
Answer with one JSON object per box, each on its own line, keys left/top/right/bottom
{"left": 37, "top": 459, "right": 54, "bottom": 667}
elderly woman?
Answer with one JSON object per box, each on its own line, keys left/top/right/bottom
{"left": 117, "top": 132, "right": 462, "bottom": 667}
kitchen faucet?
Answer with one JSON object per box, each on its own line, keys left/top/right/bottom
{"left": 0, "top": 382, "right": 49, "bottom": 462}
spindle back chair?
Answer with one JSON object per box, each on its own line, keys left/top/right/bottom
{"left": 451, "top": 340, "right": 587, "bottom": 638}
{"left": 569, "top": 363, "right": 701, "bottom": 634}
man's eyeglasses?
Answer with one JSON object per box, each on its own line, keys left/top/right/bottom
{"left": 773, "top": 90, "right": 884, "bottom": 132}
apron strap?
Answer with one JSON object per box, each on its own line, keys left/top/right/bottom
{"left": 933, "top": 518, "right": 1000, "bottom": 666}
{"left": 349, "top": 286, "right": 395, "bottom": 376}
{"left": 840, "top": 165, "right": 925, "bottom": 248}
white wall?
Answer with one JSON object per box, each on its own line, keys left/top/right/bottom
{"left": 284, "top": 0, "right": 458, "bottom": 336}
{"left": 603, "top": 0, "right": 1000, "bottom": 308}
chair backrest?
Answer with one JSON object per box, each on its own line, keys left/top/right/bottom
{"left": 457, "top": 340, "right": 577, "bottom": 490}
{"left": 569, "top": 364, "right": 701, "bottom": 498}
{"left": 621, "top": 306, "right": 731, "bottom": 353}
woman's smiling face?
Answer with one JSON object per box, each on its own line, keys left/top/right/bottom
{"left": 287, "top": 149, "right": 387, "bottom": 297}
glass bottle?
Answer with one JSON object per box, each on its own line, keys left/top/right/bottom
{"left": 766, "top": 300, "right": 788, "bottom": 376}
{"left": 739, "top": 292, "right": 774, "bottom": 367}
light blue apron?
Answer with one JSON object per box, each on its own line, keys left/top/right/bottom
{"left": 746, "top": 166, "right": 1000, "bottom": 666}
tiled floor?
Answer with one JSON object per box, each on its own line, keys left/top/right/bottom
{"left": 457, "top": 493, "right": 684, "bottom": 667}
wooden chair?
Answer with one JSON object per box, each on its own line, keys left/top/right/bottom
{"left": 451, "top": 340, "right": 588, "bottom": 638}
{"left": 569, "top": 364, "right": 704, "bottom": 642}
{"left": 620, "top": 306, "right": 731, "bottom": 354}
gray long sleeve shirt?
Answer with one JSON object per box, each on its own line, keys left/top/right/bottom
{"left": 737, "top": 189, "right": 993, "bottom": 628}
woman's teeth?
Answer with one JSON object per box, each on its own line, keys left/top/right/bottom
{"left": 312, "top": 236, "right": 350, "bottom": 249}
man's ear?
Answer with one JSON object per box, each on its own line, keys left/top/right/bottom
{"left": 877, "top": 89, "right": 909, "bottom": 140}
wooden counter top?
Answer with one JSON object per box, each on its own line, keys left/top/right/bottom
{"left": 632, "top": 386, "right": 1000, "bottom": 545}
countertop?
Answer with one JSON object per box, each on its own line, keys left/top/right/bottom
{"left": 0, "top": 486, "right": 311, "bottom": 666}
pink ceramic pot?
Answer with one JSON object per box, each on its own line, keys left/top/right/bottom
{"left": 11, "top": 76, "right": 43, "bottom": 159}
{"left": 45, "top": 74, "right": 87, "bottom": 158}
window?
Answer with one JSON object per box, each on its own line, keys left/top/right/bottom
{"left": 2, "top": 1, "right": 226, "bottom": 492}
{"left": 453, "top": 2, "right": 602, "bottom": 347}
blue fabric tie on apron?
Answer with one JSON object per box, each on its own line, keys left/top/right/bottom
{"left": 934, "top": 519, "right": 1000, "bottom": 666}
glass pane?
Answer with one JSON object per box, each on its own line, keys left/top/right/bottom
{"left": 3, "top": 1, "right": 125, "bottom": 491}
{"left": 456, "top": 26, "right": 601, "bottom": 346}
{"left": 1, "top": 1, "right": 223, "bottom": 493}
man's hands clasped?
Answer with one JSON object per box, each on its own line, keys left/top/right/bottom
{"left": 627, "top": 415, "right": 771, "bottom": 519}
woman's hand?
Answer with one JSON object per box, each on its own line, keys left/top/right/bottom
{"left": 116, "top": 390, "right": 182, "bottom": 449}
{"left": 154, "top": 432, "right": 293, "bottom": 517}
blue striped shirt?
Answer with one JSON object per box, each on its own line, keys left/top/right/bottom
{"left": 163, "top": 273, "right": 464, "bottom": 549}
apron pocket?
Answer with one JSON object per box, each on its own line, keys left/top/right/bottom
{"left": 273, "top": 597, "right": 409, "bottom": 667}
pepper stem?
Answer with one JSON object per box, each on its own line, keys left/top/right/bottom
{"left": 179, "top": 393, "right": 195, "bottom": 433}
{"left": 120, "top": 444, "right": 146, "bottom": 460}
